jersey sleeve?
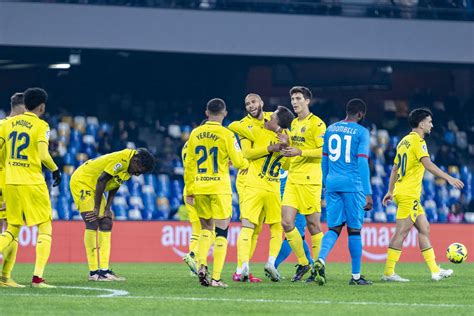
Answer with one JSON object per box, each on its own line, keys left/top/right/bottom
{"left": 226, "top": 132, "right": 249, "bottom": 170}
{"left": 184, "top": 132, "right": 197, "bottom": 195}
{"left": 322, "top": 132, "right": 329, "bottom": 187}
{"left": 357, "top": 128, "right": 372, "bottom": 195}
{"left": 301, "top": 119, "right": 326, "bottom": 158}
{"left": 241, "top": 127, "right": 269, "bottom": 160}
{"left": 37, "top": 122, "right": 50, "bottom": 144}
{"left": 0, "top": 121, "right": 5, "bottom": 149}
{"left": 228, "top": 120, "right": 254, "bottom": 141}
{"left": 414, "top": 140, "right": 430, "bottom": 161}
{"left": 104, "top": 154, "right": 128, "bottom": 176}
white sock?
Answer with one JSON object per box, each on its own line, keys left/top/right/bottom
{"left": 267, "top": 256, "right": 276, "bottom": 266}
{"left": 242, "top": 262, "right": 249, "bottom": 271}
{"left": 352, "top": 273, "right": 361, "bottom": 280}
{"left": 319, "top": 258, "right": 325, "bottom": 266}
{"left": 236, "top": 267, "right": 242, "bottom": 274}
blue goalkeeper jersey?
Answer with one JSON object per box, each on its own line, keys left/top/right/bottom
{"left": 322, "top": 120, "right": 372, "bottom": 195}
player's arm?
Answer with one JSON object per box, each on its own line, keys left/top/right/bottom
{"left": 38, "top": 124, "right": 61, "bottom": 186}
{"left": 382, "top": 164, "right": 399, "bottom": 207}
{"left": 357, "top": 129, "right": 373, "bottom": 211}
{"left": 282, "top": 121, "right": 326, "bottom": 157}
{"left": 103, "top": 188, "right": 119, "bottom": 219}
{"left": 227, "top": 133, "right": 249, "bottom": 170}
{"left": 85, "top": 171, "right": 112, "bottom": 222}
{"left": 321, "top": 133, "right": 329, "bottom": 187}
{"left": 183, "top": 133, "right": 197, "bottom": 204}
{"left": 421, "top": 158, "right": 464, "bottom": 189}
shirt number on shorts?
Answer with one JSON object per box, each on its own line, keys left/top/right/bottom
{"left": 80, "top": 190, "right": 92, "bottom": 200}
{"left": 413, "top": 200, "right": 418, "bottom": 211}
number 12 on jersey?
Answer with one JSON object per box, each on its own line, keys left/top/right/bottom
{"left": 328, "top": 134, "right": 352, "bottom": 163}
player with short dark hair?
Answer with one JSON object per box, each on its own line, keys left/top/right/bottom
{"left": 279, "top": 86, "right": 327, "bottom": 282}
{"left": 228, "top": 93, "right": 272, "bottom": 283}
{"left": 185, "top": 98, "right": 249, "bottom": 288}
{"left": 310, "top": 98, "right": 373, "bottom": 286}
{"left": 70, "top": 147, "right": 155, "bottom": 281}
{"left": 382, "top": 108, "right": 464, "bottom": 282}
{"left": 0, "top": 87, "right": 61, "bottom": 288}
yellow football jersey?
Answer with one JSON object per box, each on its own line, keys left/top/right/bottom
{"left": 0, "top": 118, "right": 7, "bottom": 189}
{"left": 287, "top": 113, "right": 326, "bottom": 185}
{"left": 0, "top": 112, "right": 51, "bottom": 185}
{"left": 181, "top": 141, "right": 193, "bottom": 194}
{"left": 228, "top": 112, "right": 272, "bottom": 191}
{"left": 243, "top": 125, "right": 289, "bottom": 193}
{"left": 71, "top": 148, "right": 136, "bottom": 192}
{"left": 393, "top": 132, "right": 429, "bottom": 198}
{"left": 184, "top": 121, "right": 248, "bottom": 195}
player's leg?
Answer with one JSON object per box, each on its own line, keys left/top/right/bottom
{"left": 183, "top": 194, "right": 200, "bottom": 276}
{"left": 0, "top": 185, "right": 23, "bottom": 252}
{"left": 81, "top": 213, "right": 100, "bottom": 280}
{"left": 414, "top": 214, "right": 452, "bottom": 280}
{"left": 263, "top": 192, "right": 283, "bottom": 281}
{"left": 97, "top": 216, "right": 124, "bottom": 281}
{"left": 32, "top": 220, "right": 53, "bottom": 287}
{"left": 382, "top": 197, "right": 413, "bottom": 282}
{"left": 237, "top": 218, "right": 256, "bottom": 282}
{"left": 195, "top": 195, "right": 214, "bottom": 286}
{"left": 0, "top": 216, "right": 23, "bottom": 287}
{"left": 304, "top": 185, "right": 324, "bottom": 263}
{"left": 210, "top": 194, "right": 232, "bottom": 287}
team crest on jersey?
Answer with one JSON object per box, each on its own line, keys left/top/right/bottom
{"left": 301, "top": 126, "right": 306, "bottom": 133}
{"left": 247, "top": 126, "right": 253, "bottom": 130}
{"left": 113, "top": 163, "right": 123, "bottom": 173}
{"left": 234, "top": 139, "right": 241, "bottom": 151}
{"left": 422, "top": 144, "right": 427, "bottom": 152}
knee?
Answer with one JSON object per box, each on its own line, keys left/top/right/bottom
{"left": 418, "top": 225, "right": 430, "bottom": 237}
{"left": 98, "top": 217, "right": 113, "bottom": 232}
{"left": 329, "top": 224, "right": 344, "bottom": 236}
{"left": 281, "top": 220, "right": 294, "bottom": 232}
{"left": 38, "top": 221, "right": 52, "bottom": 235}
{"left": 307, "top": 221, "right": 321, "bottom": 235}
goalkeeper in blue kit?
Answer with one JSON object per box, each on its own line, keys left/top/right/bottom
{"left": 310, "top": 99, "right": 373, "bottom": 285}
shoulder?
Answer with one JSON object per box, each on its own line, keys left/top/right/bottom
{"left": 310, "top": 115, "right": 325, "bottom": 128}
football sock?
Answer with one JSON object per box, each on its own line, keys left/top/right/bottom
{"left": 269, "top": 223, "right": 282, "bottom": 259}
{"left": 198, "top": 229, "right": 212, "bottom": 267}
{"left": 249, "top": 230, "right": 260, "bottom": 261}
{"left": 84, "top": 229, "right": 99, "bottom": 271}
{"left": 190, "top": 220, "right": 201, "bottom": 261}
{"left": 33, "top": 221, "right": 52, "bottom": 278}
{"left": 212, "top": 236, "right": 228, "bottom": 280}
{"left": 2, "top": 238, "right": 18, "bottom": 279}
{"left": 422, "top": 247, "right": 440, "bottom": 274}
{"left": 311, "top": 232, "right": 324, "bottom": 262}
{"left": 318, "top": 230, "right": 339, "bottom": 262}
{"left": 348, "top": 234, "right": 362, "bottom": 275}
{"left": 384, "top": 247, "right": 402, "bottom": 276}
{"left": 237, "top": 227, "right": 254, "bottom": 265}
{"left": 275, "top": 239, "right": 291, "bottom": 268}
{"left": 98, "top": 231, "right": 112, "bottom": 270}
{"left": 303, "top": 239, "right": 314, "bottom": 265}
{"left": 0, "top": 225, "right": 20, "bottom": 253}
{"left": 286, "top": 228, "right": 308, "bottom": 265}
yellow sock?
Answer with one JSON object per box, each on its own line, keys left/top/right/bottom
{"left": 2, "top": 238, "right": 18, "bottom": 279}
{"left": 384, "top": 247, "right": 402, "bottom": 276}
{"left": 237, "top": 227, "right": 254, "bottom": 265}
{"left": 212, "top": 236, "right": 228, "bottom": 281}
{"left": 98, "top": 231, "right": 111, "bottom": 270}
{"left": 84, "top": 229, "right": 99, "bottom": 271}
{"left": 34, "top": 221, "right": 52, "bottom": 278}
{"left": 286, "top": 227, "right": 308, "bottom": 265}
{"left": 0, "top": 225, "right": 20, "bottom": 253}
{"left": 198, "top": 229, "right": 212, "bottom": 267}
{"left": 190, "top": 220, "right": 201, "bottom": 255}
{"left": 269, "top": 223, "right": 283, "bottom": 258}
{"left": 422, "top": 247, "right": 440, "bottom": 274}
{"left": 311, "top": 232, "right": 324, "bottom": 262}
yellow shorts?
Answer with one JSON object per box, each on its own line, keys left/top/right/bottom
{"left": 282, "top": 183, "right": 322, "bottom": 215}
{"left": 241, "top": 187, "right": 281, "bottom": 225}
{"left": 194, "top": 194, "right": 232, "bottom": 220}
{"left": 394, "top": 195, "right": 425, "bottom": 222}
{"left": 70, "top": 180, "right": 106, "bottom": 216}
{"left": 4, "top": 184, "right": 52, "bottom": 226}
{"left": 184, "top": 194, "right": 199, "bottom": 223}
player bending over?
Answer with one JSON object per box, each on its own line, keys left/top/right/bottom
{"left": 70, "top": 148, "right": 155, "bottom": 281}
{"left": 236, "top": 106, "right": 294, "bottom": 282}
{"left": 184, "top": 98, "right": 249, "bottom": 288}
{"left": 311, "top": 99, "right": 373, "bottom": 285}
{"left": 382, "top": 108, "right": 464, "bottom": 282}
{"left": 0, "top": 88, "right": 61, "bottom": 288}
{"left": 228, "top": 93, "right": 272, "bottom": 283}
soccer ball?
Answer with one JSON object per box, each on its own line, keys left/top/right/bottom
{"left": 446, "top": 243, "right": 468, "bottom": 264}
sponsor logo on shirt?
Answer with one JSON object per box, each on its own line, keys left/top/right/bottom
{"left": 113, "top": 163, "right": 123, "bottom": 173}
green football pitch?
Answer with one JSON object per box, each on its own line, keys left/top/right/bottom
{"left": 0, "top": 262, "right": 472, "bottom": 315}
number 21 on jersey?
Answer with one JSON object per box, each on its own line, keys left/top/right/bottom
{"left": 328, "top": 134, "right": 352, "bottom": 163}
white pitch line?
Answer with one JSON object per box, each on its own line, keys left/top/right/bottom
{"left": 0, "top": 290, "right": 472, "bottom": 308}
{"left": 58, "top": 286, "right": 129, "bottom": 297}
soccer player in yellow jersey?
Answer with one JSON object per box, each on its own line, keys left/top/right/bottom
{"left": 184, "top": 98, "right": 249, "bottom": 288}
{"left": 236, "top": 106, "right": 294, "bottom": 282}
{"left": 228, "top": 93, "right": 271, "bottom": 283}
{"left": 0, "top": 88, "right": 62, "bottom": 288}
{"left": 382, "top": 108, "right": 464, "bottom": 282}
{"left": 0, "top": 93, "right": 26, "bottom": 288}
{"left": 181, "top": 140, "right": 201, "bottom": 276}
{"left": 70, "top": 147, "right": 154, "bottom": 281}
{"left": 279, "top": 86, "right": 326, "bottom": 282}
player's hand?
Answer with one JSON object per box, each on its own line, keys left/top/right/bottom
{"left": 382, "top": 193, "right": 393, "bottom": 207}
{"left": 103, "top": 208, "right": 114, "bottom": 219}
{"left": 281, "top": 147, "right": 302, "bottom": 157}
{"left": 238, "top": 169, "right": 248, "bottom": 175}
{"left": 364, "top": 195, "right": 373, "bottom": 211}
{"left": 448, "top": 177, "right": 464, "bottom": 190}
{"left": 267, "top": 143, "right": 282, "bottom": 153}
{"left": 277, "top": 133, "right": 289, "bottom": 145}
{"left": 186, "top": 195, "right": 195, "bottom": 206}
{"left": 52, "top": 169, "right": 62, "bottom": 187}
{"left": 85, "top": 209, "right": 99, "bottom": 222}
